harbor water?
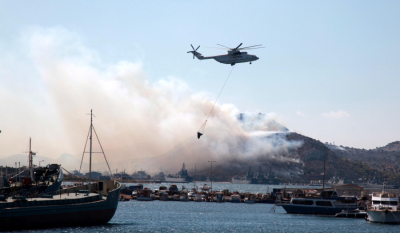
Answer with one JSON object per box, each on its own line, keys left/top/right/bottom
{"left": 12, "top": 183, "right": 400, "bottom": 232}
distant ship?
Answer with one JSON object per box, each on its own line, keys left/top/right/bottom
{"left": 165, "top": 163, "right": 193, "bottom": 183}
{"left": 231, "top": 167, "right": 280, "bottom": 184}
{"left": 231, "top": 166, "right": 254, "bottom": 184}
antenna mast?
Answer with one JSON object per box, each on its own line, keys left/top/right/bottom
{"left": 29, "top": 138, "right": 34, "bottom": 181}
{"left": 79, "top": 109, "right": 113, "bottom": 191}
{"left": 89, "top": 109, "right": 93, "bottom": 191}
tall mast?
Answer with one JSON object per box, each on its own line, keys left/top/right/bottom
{"left": 89, "top": 109, "right": 93, "bottom": 191}
{"left": 29, "top": 138, "right": 33, "bottom": 180}
{"left": 322, "top": 159, "right": 326, "bottom": 190}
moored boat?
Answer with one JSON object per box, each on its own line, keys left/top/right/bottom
{"left": 231, "top": 194, "right": 241, "bottom": 203}
{"left": 277, "top": 190, "right": 358, "bottom": 215}
{"left": 366, "top": 188, "right": 400, "bottom": 224}
{"left": 137, "top": 188, "right": 153, "bottom": 201}
{"left": 215, "top": 192, "right": 225, "bottom": 203}
{"left": 0, "top": 180, "right": 120, "bottom": 231}
{"left": 200, "top": 184, "right": 211, "bottom": 192}
{"left": 244, "top": 193, "right": 256, "bottom": 204}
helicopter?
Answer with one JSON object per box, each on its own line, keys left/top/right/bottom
{"left": 187, "top": 43, "right": 263, "bottom": 66}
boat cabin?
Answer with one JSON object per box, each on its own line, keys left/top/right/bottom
{"left": 370, "top": 192, "right": 398, "bottom": 211}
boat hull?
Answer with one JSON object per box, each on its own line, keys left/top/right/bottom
{"left": 367, "top": 210, "right": 400, "bottom": 224}
{"left": 0, "top": 207, "right": 117, "bottom": 231}
{"left": 231, "top": 179, "right": 251, "bottom": 184}
{"left": 0, "top": 181, "right": 120, "bottom": 231}
{"left": 279, "top": 204, "right": 354, "bottom": 215}
{"left": 164, "top": 177, "right": 189, "bottom": 183}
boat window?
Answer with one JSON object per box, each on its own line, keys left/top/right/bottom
{"left": 381, "top": 201, "right": 389, "bottom": 205}
{"left": 340, "top": 200, "right": 356, "bottom": 204}
{"left": 373, "top": 201, "right": 381, "bottom": 204}
{"left": 390, "top": 201, "right": 398, "bottom": 205}
{"left": 316, "top": 201, "right": 333, "bottom": 206}
{"left": 292, "top": 200, "right": 314, "bottom": 205}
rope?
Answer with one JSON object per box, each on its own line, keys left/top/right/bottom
{"left": 61, "top": 167, "right": 80, "bottom": 179}
{"left": 198, "top": 66, "right": 235, "bottom": 134}
{"left": 93, "top": 126, "right": 113, "bottom": 178}
{"left": 79, "top": 125, "right": 91, "bottom": 173}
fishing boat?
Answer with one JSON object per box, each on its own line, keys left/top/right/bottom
{"left": 0, "top": 139, "right": 64, "bottom": 198}
{"left": 0, "top": 110, "right": 120, "bottom": 231}
{"left": 366, "top": 187, "right": 400, "bottom": 224}
{"left": 0, "top": 180, "right": 120, "bottom": 231}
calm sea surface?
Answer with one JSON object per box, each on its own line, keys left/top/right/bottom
{"left": 12, "top": 182, "right": 400, "bottom": 232}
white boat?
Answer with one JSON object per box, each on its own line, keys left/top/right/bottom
{"left": 244, "top": 193, "right": 256, "bottom": 204}
{"left": 180, "top": 192, "right": 189, "bottom": 202}
{"left": 200, "top": 184, "right": 211, "bottom": 192}
{"left": 160, "top": 192, "right": 170, "bottom": 201}
{"left": 366, "top": 188, "right": 400, "bottom": 224}
{"left": 137, "top": 188, "right": 153, "bottom": 201}
{"left": 231, "top": 194, "right": 241, "bottom": 203}
{"left": 194, "top": 193, "right": 204, "bottom": 202}
{"left": 188, "top": 187, "right": 198, "bottom": 200}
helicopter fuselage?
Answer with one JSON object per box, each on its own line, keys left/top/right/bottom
{"left": 195, "top": 51, "right": 259, "bottom": 65}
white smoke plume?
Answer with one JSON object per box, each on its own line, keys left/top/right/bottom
{"left": 0, "top": 27, "right": 302, "bottom": 174}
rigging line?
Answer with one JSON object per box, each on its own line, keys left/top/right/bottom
{"left": 202, "top": 65, "right": 235, "bottom": 128}
{"left": 79, "top": 125, "right": 91, "bottom": 173}
{"left": 93, "top": 126, "right": 113, "bottom": 178}
{"left": 61, "top": 167, "right": 80, "bottom": 179}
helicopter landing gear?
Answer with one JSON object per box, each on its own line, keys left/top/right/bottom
{"left": 250, "top": 62, "right": 252, "bottom": 65}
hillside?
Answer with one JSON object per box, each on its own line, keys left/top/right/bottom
{"left": 329, "top": 141, "right": 400, "bottom": 177}
{"left": 285, "top": 133, "right": 389, "bottom": 183}
{"left": 188, "top": 132, "right": 393, "bottom": 183}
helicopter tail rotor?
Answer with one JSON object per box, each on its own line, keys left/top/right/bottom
{"left": 187, "top": 44, "right": 201, "bottom": 59}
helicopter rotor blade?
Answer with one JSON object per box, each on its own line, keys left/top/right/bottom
{"left": 239, "top": 47, "right": 265, "bottom": 50}
{"left": 234, "top": 43, "right": 243, "bottom": 50}
{"left": 196, "top": 45, "right": 200, "bottom": 51}
{"left": 239, "top": 44, "right": 263, "bottom": 49}
{"left": 217, "top": 44, "right": 231, "bottom": 49}
{"left": 203, "top": 46, "right": 229, "bottom": 50}
{"left": 191, "top": 44, "right": 195, "bottom": 50}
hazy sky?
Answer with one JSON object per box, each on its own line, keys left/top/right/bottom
{"left": 1, "top": 1, "right": 400, "bottom": 164}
